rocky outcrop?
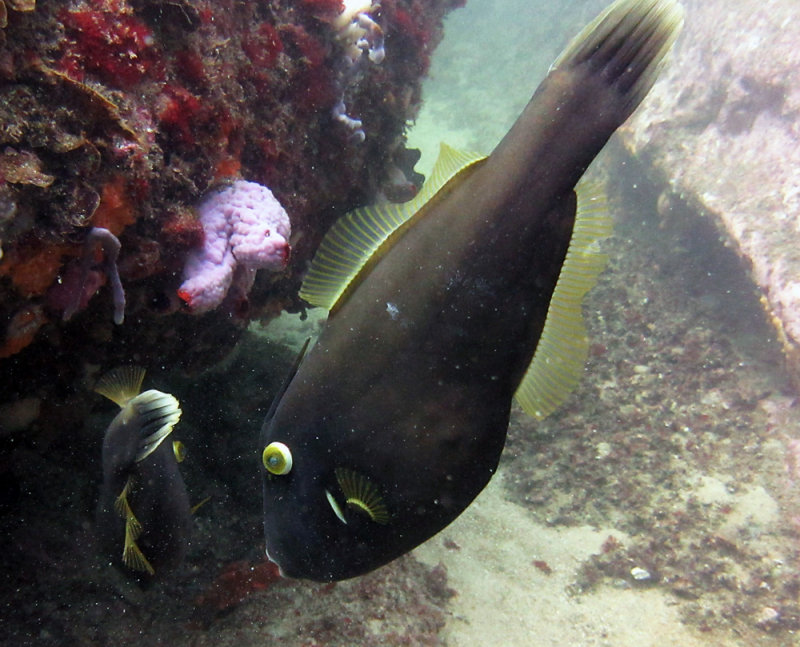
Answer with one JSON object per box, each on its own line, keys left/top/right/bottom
{"left": 619, "top": 0, "right": 800, "bottom": 383}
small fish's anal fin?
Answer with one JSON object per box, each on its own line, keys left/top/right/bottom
{"left": 190, "top": 496, "right": 211, "bottom": 515}
{"left": 260, "top": 338, "right": 310, "bottom": 442}
{"left": 550, "top": 0, "right": 684, "bottom": 117}
{"left": 94, "top": 366, "right": 146, "bottom": 408}
{"left": 130, "top": 390, "right": 182, "bottom": 462}
{"left": 300, "top": 144, "right": 487, "bottom": 314}
{"left": 514, "top": 180, "right": 612, "bottom": 420}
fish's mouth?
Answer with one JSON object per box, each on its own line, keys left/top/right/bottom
{"left": 264, "top": 545, "right": 288, "bottom": 578}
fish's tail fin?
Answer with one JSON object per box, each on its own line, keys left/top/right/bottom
{"left": 551, "top": 0, "right": 684, "bottom": 120}
{"left": 130, "top": 389, "right": 182, "bottom": 462}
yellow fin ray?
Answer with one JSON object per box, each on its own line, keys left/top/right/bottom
{"left": 550, "top": 0, "right": 684, "bottom": 112}
{"left": 114, "top": 477, "right": 155, "bottom": 575}
{"left": 94, "top": 366, "right": 146, "bottom": 408}
{"left": 190, "top": 496, "right": 211, "bottom": 515}
{"left": 335, "top": 467, "right": 389, "bottom": 524}
{"left": 514, "top": 180, "right": 612, "bottom": 420}
{"left": 122, "top": 534, "right": 155, "bottom": 575}
{"left": 131, "top": 390, "right": 182, "bottom": 462}
{"left": 300, "top": 143, "right": 487, "bottom": 312}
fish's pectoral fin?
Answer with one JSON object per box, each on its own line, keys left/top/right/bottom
{"left": 172, "top": 440, "right": 186, "bottom": 463}
{"left": 335, "top": 467, "right": 390, "bottom": 524}
{"left": 514, "top": 180, "right": 612, "bottom": 420}
{"left": 94, "top": 366, "right": 146, "bottom": 408}
{"left": 130, "top": 390, "right": 182, "bottom": 462}
{"left": 299, "top": 145, "right": 487, "bottom": 314}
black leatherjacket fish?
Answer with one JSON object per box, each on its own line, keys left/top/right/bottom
{"left": 260, "top": 0, "right": 684, "bottom": 581}
{"left": 94, "top": 366, "right": 190, "bottom": 577}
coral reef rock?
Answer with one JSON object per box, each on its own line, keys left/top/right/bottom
{"left": 0, "top": 0, "right": 463, "bottom": 439}
{"left": 618, "top": 0, "right": 800, "bottom": 386}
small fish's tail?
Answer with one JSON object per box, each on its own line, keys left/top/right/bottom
{"left": 551, "top": 0, "right": 684, "bottom": 121}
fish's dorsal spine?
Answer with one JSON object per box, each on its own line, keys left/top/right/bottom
{"left": 514, "top": 181, "right": 612, "bottom": 420}
{"left": 299, "top": 143, "right": 487, "bottom": 313}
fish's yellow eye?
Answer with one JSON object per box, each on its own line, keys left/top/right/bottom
{"left": 262, "top": 442, "right": 293, "bottom": 475}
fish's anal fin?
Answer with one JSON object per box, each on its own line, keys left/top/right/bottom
{"left": 300, "top": 144, "right": 487, "bottom": 313}
{"left": 94, "top": 366, "right": 146, "bottom": 408}
{"left": 190, "top": 496, "right": 211, "bottom": 515}
{"left": 131, "top": 390, "right": 182, "bottom": 462}
{"left": 514, "top": 180, "right": 612, "bottom": 420}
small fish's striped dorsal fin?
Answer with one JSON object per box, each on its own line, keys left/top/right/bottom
{"left": 122, "top": 529, "right": 155, "bottom": 575}
{"left": 514, "top": 180, "right": 612, "bottom": 420}
{"left": 300, "top": 143, "right": 487, "bottom": 312}
{"left": 113, "top": 477, "right": 138, "bottom": 526}
{"left": 114, "top": 477, "right": 155, "bottom": 574}
{"left": 94, "top": 366, "right": 146, "bottom": 408}
{"left": 131, "top": 390, "right": 182, "bottom": 462}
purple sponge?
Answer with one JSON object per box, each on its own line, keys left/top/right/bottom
{"left": 178, "top": 181, "right": 291, "bottom": 314}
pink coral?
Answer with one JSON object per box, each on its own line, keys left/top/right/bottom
{"left": 178, "top": 181, "right": 291, "bottom": 314}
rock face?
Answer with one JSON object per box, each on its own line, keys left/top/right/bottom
{"left": 0, "top": 0, "right": 463, "bottom": 437}
{"left": 618, "top": 0, "right": 800, "bottom": 383}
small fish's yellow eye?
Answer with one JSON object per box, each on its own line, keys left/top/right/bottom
{"left": 263, "top": 442, "right": 293, "bottom": 475}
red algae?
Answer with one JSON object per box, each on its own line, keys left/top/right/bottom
{"left": 242, "top": 23, "right": 283, "bottom": 69}
{"left": 299, "top": 0, "right": 344, "bottom": 18}
{"left": 0, "top": 305, "right": 47, "bottom": 359}
{"left": 158, "top": 85, "right": 206, "bottom": 147}
{"left": 90, "top": 176, "right": 137, "bottom": 236}
{"left": 193, "top": 559, "right": 282, "bottom": 614}
{"left": 161, "top": 209, "right": 204, "bottom": 251}
{"left": 0, "top": 243, "right": 72, "bottom": 297}
{"left": 59, "top": 8, "right": 163, "bottom": 88}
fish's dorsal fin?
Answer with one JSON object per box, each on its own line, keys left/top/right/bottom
{"left": 131, "top": 390, "right": 182, "bottom": 462}
{"left": 94, "top": 366, "right": 146, "bottom": 408}
{"left": 514, "top": 180, "right": 612, "bottom": 420}
{"left": 300, "top": 143, "right": 487, "bottom": 313}
{"left": 114, "top": 476, "right": 156, "bottom": 575}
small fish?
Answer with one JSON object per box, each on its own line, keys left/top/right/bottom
{"left": 94, "top": 366, "right": 191, "bottom": 576}
{"left": 260, "top": 0, "right": 683, "bottom": 581}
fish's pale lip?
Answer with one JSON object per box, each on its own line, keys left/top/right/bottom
{"left": 264, "top": 545, "right": 287, "bottom": 578}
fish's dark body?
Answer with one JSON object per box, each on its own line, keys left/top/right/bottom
{"left": 96, "top": 404, "right": 191, "bottom": 575}
{"left": 262, "top": 0, "right": 680, "bottom": 581}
